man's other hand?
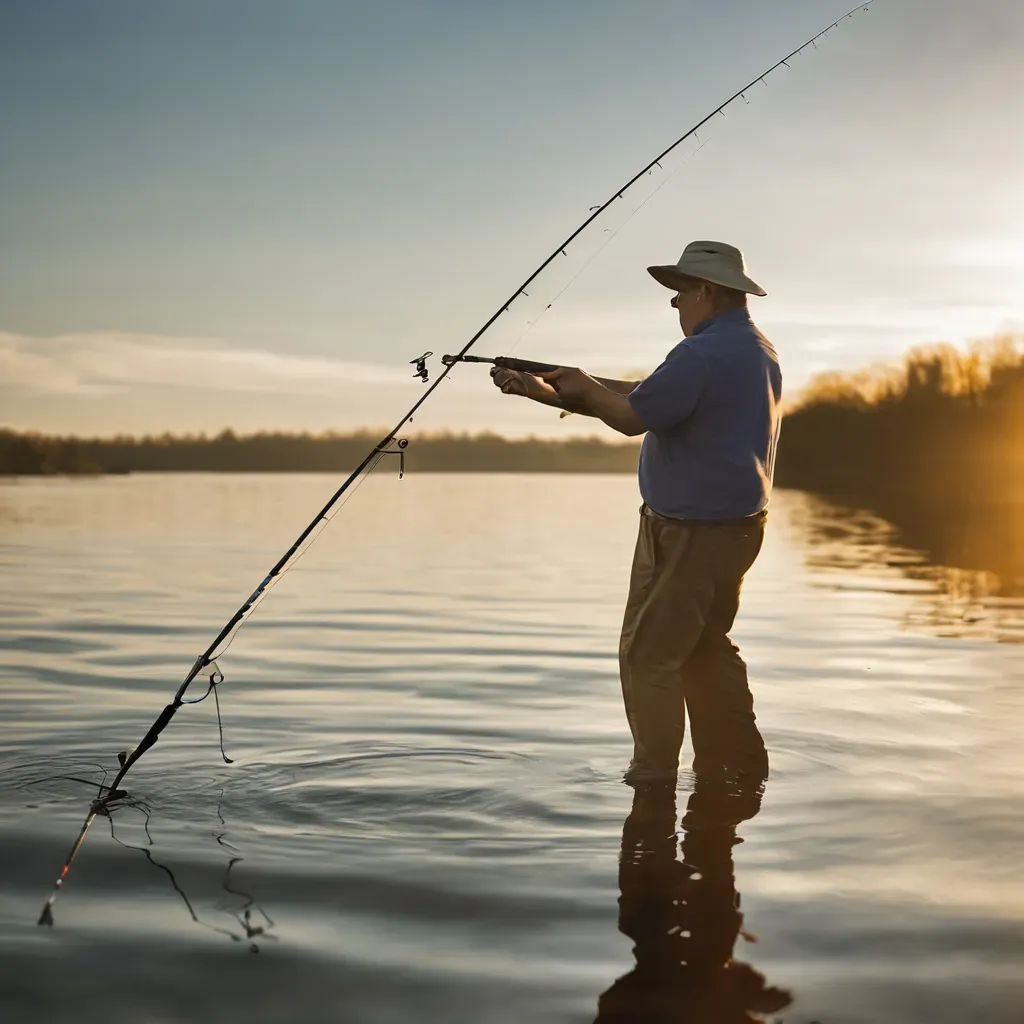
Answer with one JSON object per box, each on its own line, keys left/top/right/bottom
{"left": 539, "top": 366, "right": 647, "bottom": 436}
{"left": 490, "top": 366, "right": 560, "bottom": 402}
{"left": 536, "top": 366, "right": 596, "bottom": 406}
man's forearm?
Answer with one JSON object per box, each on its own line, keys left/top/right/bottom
{"left": 579, "top": 383, "right": 647, "bottom": 436}
{"left": 526, "top": 389, "right": 573, "bottom": 411}
{"left": 526, "top": 375, "right": 637, "bottom": 417}
{"left": 592, "top": 377, "right": 641, "bottom": 395}
{"left": 517, "top": 370, "right": 643, "bottom": 429}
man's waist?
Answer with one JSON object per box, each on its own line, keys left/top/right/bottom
{"left": 640, "top": 503, "right": 767, "bottom": 526}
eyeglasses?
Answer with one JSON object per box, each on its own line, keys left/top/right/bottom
{"left": 670, "top": 286, "right": 701, "bottom": 308}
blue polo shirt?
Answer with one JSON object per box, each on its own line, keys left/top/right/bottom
{"left": 627, "top": 308, "right": 782, "bottom": 520}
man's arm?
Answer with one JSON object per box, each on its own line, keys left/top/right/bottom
{"left": 537, "top": 369, "right": 648, "bottom": 437}
{"left": 490, "top": 366, "right": 647, "bottom": 435}
{"left": 490, "top": 369, "right": 638, "bottom": 409}
{"left": 591, "top": 377, "right": 641, "bottom": 396}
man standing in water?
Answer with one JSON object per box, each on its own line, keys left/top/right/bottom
{"left": 491, "top": 240, "right": 781, "bottom": 784}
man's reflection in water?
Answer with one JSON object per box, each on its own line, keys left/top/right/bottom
{"left": 596, "top": 772, "right": 791, "bottom": 1022}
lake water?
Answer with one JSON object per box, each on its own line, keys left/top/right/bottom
{"left": 1, "top": 473, "right": 1022, "bottom": 1023}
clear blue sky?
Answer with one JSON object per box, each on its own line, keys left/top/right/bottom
{"left": 2, "top": 0, "right": 1021, "bottom": 437}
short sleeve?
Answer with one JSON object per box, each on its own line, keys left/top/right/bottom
{"left": 628, "top": 343, "right": 709, "bottom": 432}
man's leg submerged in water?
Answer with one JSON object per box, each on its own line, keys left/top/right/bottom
{"left": 619, "top": 511, "right": 768, "bottom": 783}
{"left": 683, "top": 521, "right": 768, "bottom": 776}
{"left": 619, "top": 511, "right": 706, "bottom": 783}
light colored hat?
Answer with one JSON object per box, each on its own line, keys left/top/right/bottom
{"left": 648, "top": 240, "right": 767, "bottom": 297}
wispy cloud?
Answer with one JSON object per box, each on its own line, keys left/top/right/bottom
{"left": 0, "top": 331, "right": 409, "bottom": 397}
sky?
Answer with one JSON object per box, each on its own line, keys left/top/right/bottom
{"left": 1, "top": 0, "right": 1022, "bottom": 438}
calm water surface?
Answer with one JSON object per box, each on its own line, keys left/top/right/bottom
{"left": 0, "top": 474, "right": 1022, "bottom": 1023}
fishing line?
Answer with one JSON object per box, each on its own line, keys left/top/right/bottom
{"left": 178, "top": 443, "right": 392, "bottom": 671}
{"left": 165, "top": 445, "right": 394, "bottom": 764}
{"left": 23, "top": 773, "right": 118, "bottom": 793}
{"left": 37, "top": 1, "right": 876, "bottom": 925}
{"left": 504, "top": 129, "right": 724, "bottom": 358}
{"left": 202, "top": 443, "right": 393, "bottom": 665}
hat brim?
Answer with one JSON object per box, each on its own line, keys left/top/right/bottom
{"left": 647, "top": 264, "right": 767, "bottom": 298}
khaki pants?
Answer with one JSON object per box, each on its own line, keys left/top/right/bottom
{"left": 619, "top": 506, "right": 768, "bottom": 783}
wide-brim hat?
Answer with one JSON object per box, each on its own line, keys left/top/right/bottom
{"left": 648, "top": 240, "right": 767, "bottom": 297}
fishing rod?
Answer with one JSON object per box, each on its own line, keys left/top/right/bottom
{"left": 38, "top": 1, "right": 875, "bottom": 924}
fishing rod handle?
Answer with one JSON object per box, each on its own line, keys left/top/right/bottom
{"left": 493, "top": 356, "right": 562, "bottom": 375}
{"left": 442, "top": 353, "right": 562, "bottom": 374}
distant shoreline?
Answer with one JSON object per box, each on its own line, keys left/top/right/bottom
{"left": 4, "top": 336, "right": 1022, "bottom": 510}
{"left": 0, "top": 429, "right": 641, "bottom": 476}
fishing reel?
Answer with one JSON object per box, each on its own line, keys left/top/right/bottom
{"left": 411, "top": 351, "right": 432, "bottom": 383}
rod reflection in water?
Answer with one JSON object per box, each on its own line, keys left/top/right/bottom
{"left": 104, "top": 789, "right": 275, "bottom": 952}
{"left": 596, "top": 773, "right": 791, "bottom": 1023}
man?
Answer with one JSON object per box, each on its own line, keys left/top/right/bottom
{"left": 491, "top": 240, "right": 782, "bottom": 785}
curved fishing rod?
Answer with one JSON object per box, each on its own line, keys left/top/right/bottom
{"left": 38, "top": 1, "right": 875, "bottom": 925}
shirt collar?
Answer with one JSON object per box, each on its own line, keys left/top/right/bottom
{"left": 691, "top": 307, "right": 753, "bottom": 337}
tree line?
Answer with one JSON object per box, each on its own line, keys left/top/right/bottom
{"left": 0, "top": 428, "right": 640, "bottom": 475}
{"left": 773, "top": 334, "right": 1024, "bottom": 508}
